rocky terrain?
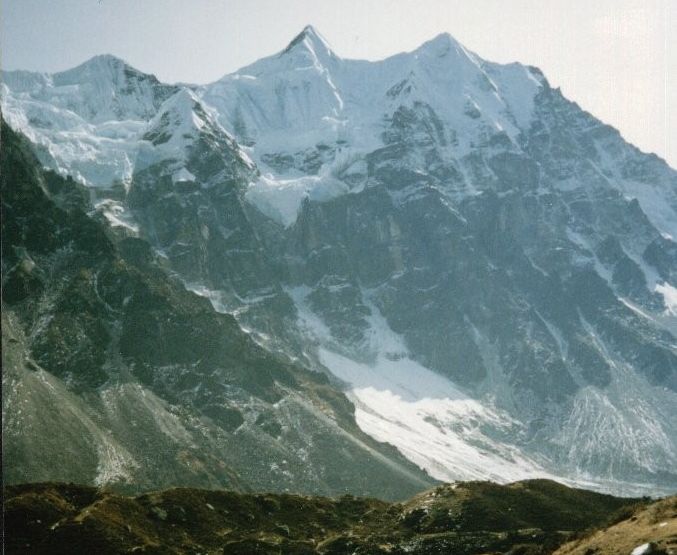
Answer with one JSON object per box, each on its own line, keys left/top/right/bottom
{"left": 1, "top": 119, "right": 433, "bottom": 499}
{"left": 4, "top": 479, "right": 652, "bottom": 555}
{"left": 2, "top": 26, "right": 676, "bottom": 497}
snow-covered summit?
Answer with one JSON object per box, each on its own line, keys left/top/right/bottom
{"left": 202, "top": 26, "right": 345, "bottom": 152}
{"left": 1, "top": 26, "right": 544, "bottom": 195}
{"left": 144, "top": 88, "right": 211, "bottom": 144}
{"left": 198, "top": 26, "right": 547, "bottom": 225}
{"left": 3, "top": 54, "right": 175, "bottom": 124}
{"left": 54, "top": 54, "right": 130, "bottom": 83}
{"left": 0, "top": 55, "right": 180, "bottom": 186}
{"left": 2, "top": 26, "right": 672, "bottom": 231}
{"left": 141, "top": 88, "right": 247, "bottom": 163}
{"left": 281, "top": 25, "right": 339, "bottom": 62}
{"left": 202, "top": 25, "right": 543, "bottom": 150}
{"left": 413, "top": 32, "right": 463, "bottom": 56}
{"left": 136, "top": 87, "right": 256, "bottom": 188}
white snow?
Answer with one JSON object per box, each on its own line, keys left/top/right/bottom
{"left": 198, "top": 27, "right": 545, "bottom": 225}
{"left": 655, "top": 282, "right": 677, "bottom": 316}
{"left": 620, "top": 298, "right": 658, "bottom": 323}
{"left": 632, "top": 544, "right": 652, "bottom": 555}
{"left": 172, "top": 167, "right": 196, "bottom": 183}
{"left": 0, "top": 63, "right": 243, "bottom": 189}
{"left": 3, "top": 26, "right": 674, "bottom": 239}
{"left": 229, "top": 29, "right": 539, "bottom": 151}
{"left": 186, "top": 283, "right": 232, "bottom": 314}
{"left": 94, "top": 199, "right": 139, "bottom": 233}
{"left": 322, "top": 348, "right": 554, "bottom": 482}
{"left": 290, "top": 287, "right": 555, "bottom": 483}
{"left": 246, "top": 173, "right": 348, "bottom": 227}
{"left": 0, "top": 57, "right": 167, "bottom": 187}
{"left": 94, "top": 436, "right": 136, "bottom": 486}
{"left": 140, "top": 88, "right": 211, "bottom": 167}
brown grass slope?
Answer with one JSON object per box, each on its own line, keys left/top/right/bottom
{"left": 554, "top": 496, "right": 677, "bottom": 555}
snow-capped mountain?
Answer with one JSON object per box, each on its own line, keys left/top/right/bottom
{"left": 1, "top": 54, "right": 177, "bottom": 187}
{"left": 201, "top": 27, "right": 547, "bottom": 227}
{"left": 2, "top": 26, "right": 676, "bottom": 497}
{"left": 204, "top": 26, "right": 542, "bottom": 150}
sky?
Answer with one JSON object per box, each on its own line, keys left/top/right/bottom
{"left": 2, "top": 0, "right": 675, "bottom": 167}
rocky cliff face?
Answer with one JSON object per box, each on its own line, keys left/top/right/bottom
{"left": 2, "top": 26, "right": 676, "bottom": 496}
{"left": 255, "top": 73, "right": 677, "bottom": 492}
{"left": 1, "top": 121, "right": 433, "bottom": 499}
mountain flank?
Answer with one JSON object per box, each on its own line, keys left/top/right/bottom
{"left": 1, "top": 118, "right": 434, "bottom": 499}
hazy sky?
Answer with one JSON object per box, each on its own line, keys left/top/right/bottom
{"left": 2, "top": 0, "right": 675, "bottom": 167}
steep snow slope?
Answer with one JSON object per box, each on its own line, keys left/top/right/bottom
{"left": 200, "top": 27, "right": 546, "bottom": 226}
{"left": 202, "top": 27, "right": 542, "bottom": 154}
{"left": 199, "top": 27, "right": 676, "bottom": 238}
{"left": 1, "top": 55, "right": 177, "bottom": 186}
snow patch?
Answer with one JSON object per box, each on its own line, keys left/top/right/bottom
{"left": 172, "top": 167, "right": 196, "bottom": 183}
{"left": 94, "top": 199, "right": 139, "bottom": 233}
{"left": 94, "top": 436, "right": 136, "bottom": 486}
{"left": 655, "top": 282, "right": 677, "bottom": 316}
{"left": 632, "top": 544, "right": 652, "bottom": 555}
{"left": 246, "top": 173, "right": 348, "bottom": 227}
{"left": 291, "top": 287, "right": 555, "bottom": 483}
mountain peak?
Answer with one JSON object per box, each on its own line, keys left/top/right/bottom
{"left": 301, "top": 24, "right": 319, "bottom": 37}
{"left": 147, "top": 88, "right": 210, "bottom": 136}
{"left": 281, "top": 25, "right": 337, "bottom": 61}
{"left": 52, "top": 53, "right": 153, "bottom": 88}
{"left": 428, "top": 32, "right": 458, "bottom": 45}
{"left": 414, "top": 32, "right": 468, "bottom": 59}
{"left": 63, "top": 54, "right": 128, "bottom": 74}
